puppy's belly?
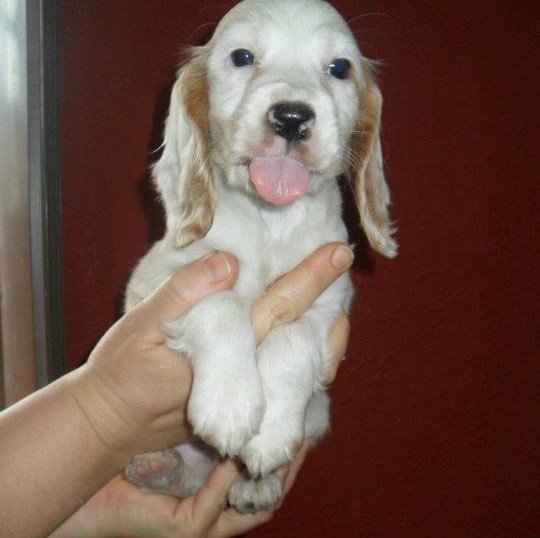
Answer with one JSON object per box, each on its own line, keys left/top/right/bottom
{"left": 174, "top": 440, "right": 220, "bottom": 496}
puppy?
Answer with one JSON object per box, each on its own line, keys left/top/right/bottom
{"left": 124, "top": 0, "right": 396, "bottom": 513}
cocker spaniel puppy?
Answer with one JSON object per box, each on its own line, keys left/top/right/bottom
{"left": 124, "top": 0, "right": 396, "bottom": 513}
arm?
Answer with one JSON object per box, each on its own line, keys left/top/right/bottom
{"left": 242, "top": 246, "right": 354, "bottom": 475}
{"left": 0, "top": 370, "right": 127, "bottom": 538}
{"left": 0, "top": 252, "right": 238, "bottom": 538}
{"left": 50, "top": 242, "right": 351, "bottom": 538}
{"left": 0, "top": 244, "right": 350, "bottom": 538}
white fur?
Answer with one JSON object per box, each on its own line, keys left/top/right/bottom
{"left": 125, "top": 0, "right": 395, "bottom": 512}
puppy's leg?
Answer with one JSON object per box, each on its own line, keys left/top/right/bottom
{"left": 241, "top": 310, "right": 330, "bottom": 476}
{"left": 126, "top": 449, "right": 186, "bottom": 496}
{"left": 229, "top": 393, "right": 330, "bottom": 513}
{"left": 125, "top": 441, "right": 219, "bottom": 498}
{"left": 167, "top": 291, "right": 264, "bottom": 457}
{"left": 304, "top": 389, "right": 331, "bottom": 441}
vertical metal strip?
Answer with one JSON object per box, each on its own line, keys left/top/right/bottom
{"left": 0, "top": 0, "right": 64, "bottom": 407}
{"left": 42, "top": 0, "right": 65, "bottom": 381}
{"left": 27, "top": 0, "right": 65, "bottom": 388}
{"left": 27, "top": 0, "right": 49, "bottom": 387}
{"left": 0, "top": 0, "right": 37, "bottom": 405}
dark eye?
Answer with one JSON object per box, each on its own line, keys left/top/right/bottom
{"left": 328, "top": 58, "right": 351, "bottom": 79}
{"left": 231, "top": 49, "right": 255, "bottom": 67}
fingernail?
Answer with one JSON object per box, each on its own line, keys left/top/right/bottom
{"left": 331, "top": 245, "right": 354, "bottom": 270}
{"left": 203, "top": 252, "right": 232, "bottom": 282}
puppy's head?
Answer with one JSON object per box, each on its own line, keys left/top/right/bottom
{"left": 155, "top": 0, "right": 397, "bottom": 258}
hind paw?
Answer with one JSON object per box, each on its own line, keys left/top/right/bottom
{"left": 125, "top": 449, "right": 184, "bottom": 493}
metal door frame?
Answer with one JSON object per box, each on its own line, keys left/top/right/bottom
{"left": 0, "top": 0, "right": 64, "bottom": 407}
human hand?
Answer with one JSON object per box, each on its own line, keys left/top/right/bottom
{"left": 50, "top": 443, "right": 316, "bottom": 538}
{"left": 69, "top": 252, "right": 240, "bottom": 460}
{"left": 54, "top": 243, "right": 351, "bottom": 537}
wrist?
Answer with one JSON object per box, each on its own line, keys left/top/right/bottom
{"left": 66, "top": 365, "right": 143, "bottom": 467}
{"left": 0, "top": 369, "right": 132, "bottom": 537}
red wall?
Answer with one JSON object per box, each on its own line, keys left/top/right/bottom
{"left": 58, "top": 1, "right": 539, "bottom": 536}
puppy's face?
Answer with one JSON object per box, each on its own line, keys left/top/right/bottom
{"left": 157, "top": 0, "right": 396, "bottom": 257}
{"left": 206, "top": 0, "right": 363, "bottom": 205}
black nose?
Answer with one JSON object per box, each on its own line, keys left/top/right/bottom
{"left": 268, "top": 101, "right": 316, "bottom": 143}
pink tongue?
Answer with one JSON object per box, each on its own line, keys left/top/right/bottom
{"left": 249, "top": 157, "right": 311, "bottom": 205}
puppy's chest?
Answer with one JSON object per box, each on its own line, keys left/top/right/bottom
{"left": 230, "top": 222, "right": 345, "bottom": 303}
{"left": 207, "top": 191, "right": 348, "bottom": 302}
{"left": 258, "top": 242, "right": 303, "bottom": 286}
{"left": 232, "top": 237, "right": 313, "bottom": 305}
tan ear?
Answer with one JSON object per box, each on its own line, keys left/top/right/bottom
{"left": 153, "top": 48, "right": 216, "bottom": 247}
{"left": 350, "top": 68, "right": 398, "bottom": 258}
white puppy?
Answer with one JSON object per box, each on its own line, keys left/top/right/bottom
{"left": 124, "top": 0, "right": 396, "bottom": 513}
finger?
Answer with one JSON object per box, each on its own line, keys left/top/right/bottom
{"left": 274, "top": 460, "right": 291, "bottom": 485}
{"left": 132, "top": 252, "right": 238, "bottom": 336}
{"left": 282, "top": 440, "right": 312, "bottom": 497}
{"left": 211, "top": 508, "right": 273, "bottom": 538}
{"left": 191, "top": 459, "right": 240, "bottom": 523}
{"left": 325, "top": 313, "right": 350, "bottom": 385}
{"left": 252, "top": 243, "right": 354, "bottom": 343}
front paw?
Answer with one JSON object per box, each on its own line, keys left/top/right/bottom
{"left": 228, "top": 472, "right": 283, "bottom": 514}
{"left": 241, "top": 430, "right": 299, "bottom": 477}
{"left": 188, "top": 377, "right": 264, "bottom": 457}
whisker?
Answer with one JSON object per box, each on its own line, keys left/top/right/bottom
{"left": 341, "top": 145, "right": 363, "bottom": 168}
{"left": 198, "top": 2, "right": 236, "bottom": 14}
{"left": 347, "top": 12, "right": 391, "bottom": 25}
{"left": 149, "top": 141, "right": 166, "bottom": 155}
{"left": 187, "top": 21, "right": 219, "bottom": 44}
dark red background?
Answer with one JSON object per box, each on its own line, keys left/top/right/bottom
{"left": 58, "top": 1, "right": 539, "bottom": 536}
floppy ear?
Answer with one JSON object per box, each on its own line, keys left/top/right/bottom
{"left": 349, "top": 66, "right": 398, "bottom": 258}
{"left": 153, "top": 48, "right": 216, "bottom": 247}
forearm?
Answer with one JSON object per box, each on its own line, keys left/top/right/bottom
{"left": 0, "top": 369, "right": 129, "bottom": 538}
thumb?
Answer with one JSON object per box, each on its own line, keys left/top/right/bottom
{"left": 191, "top": 459, "right": 240, "bottom": 521}
{"left": 132, "top": 252, "right": 238, "bottom": 336}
